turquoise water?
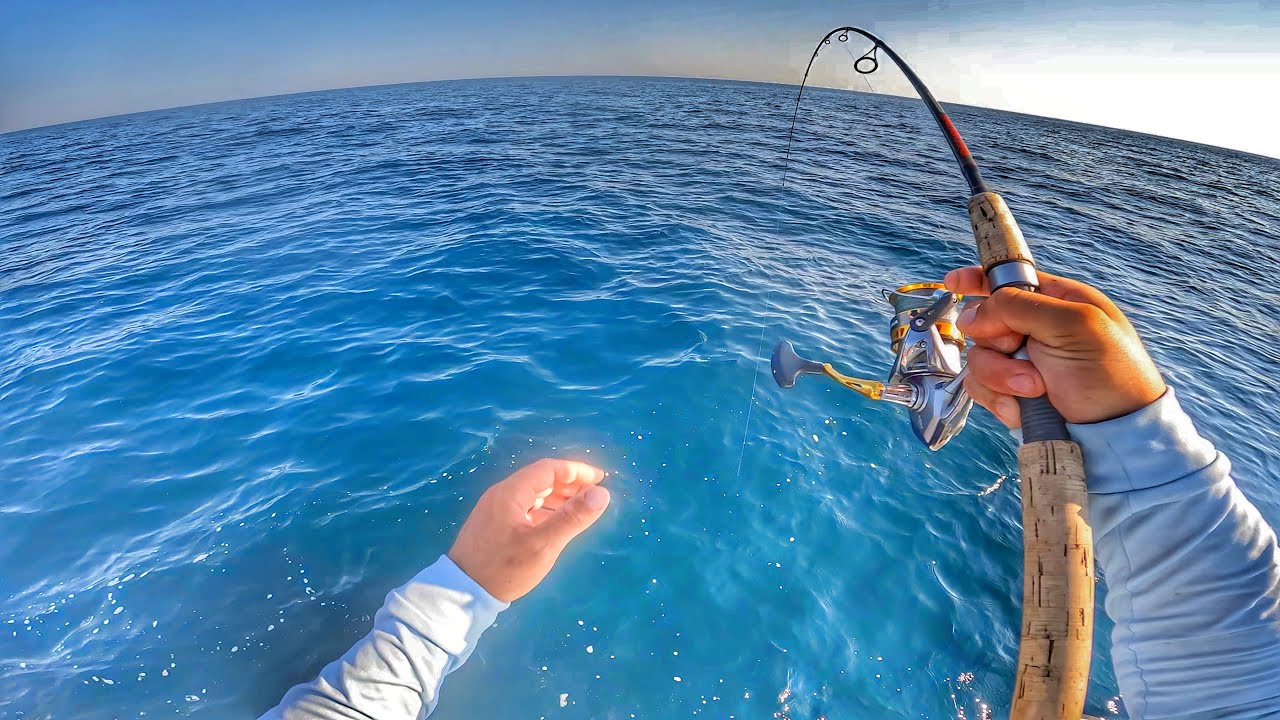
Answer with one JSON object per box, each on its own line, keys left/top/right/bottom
{"left": 3, "top": 77, "right": 1279, "bottom": 719}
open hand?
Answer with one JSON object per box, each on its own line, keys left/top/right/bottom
{"left": 448, "top": 458, "right": 611, "bottom": 602}
{"left": 945, "top": 266, "right": 1166, "bottom": 428}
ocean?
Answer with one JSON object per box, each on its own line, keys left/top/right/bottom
{"left": 3, "top": 76, "right": 1279, "bottom": 719}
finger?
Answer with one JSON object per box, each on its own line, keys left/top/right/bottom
{"left": 498, "top": 458, "right": 606, "bottom": 512}
{"left": 1036, "top": 272, "right": 1126, "bottom": 323}
{"left": 527, "top": 507, "right": 557, "bottom": 525}
{"left": 949, "top": 266, "right": 1125, "bottom": 324}
{"left": 975, "top": 286, "right": 1107, "bottom": 346}
{"left": 533, "top": 491, "right": 571, "bottom": 515}
{"left": 533, "top": 471, "right": 613, "bottom": 520}
{"left": 529, "top": 485, "right": 611, "bottom": 550}
{"left": 956, "top": 299, "right": 1025, "bottom": 354}
{"left": 967, "top": 333, "right": 1024, "bottom": 355}
{"left": 524, "top": 486, "right": 559, "bottom": 519}
{"left": 944, "top": 266, "right": 991, "bottom": 297}
{"left": 526, "top": 487, "right": 583, "bottom": 523}
{"left": 963, "top": 375, "right": 1021, "bottom": 429}
{"left": 552, "top": 482, "right": 586, "bottom": 498}
{"left": 966, "top": 345, "right": 1046, "bottom": 398}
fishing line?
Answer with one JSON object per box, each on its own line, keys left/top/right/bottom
{"left": 731, "top": 33, "right": 873, "bottom": 485}
{"left": 732, "top": 312, "right": 770, "bottom": 483}
{"left": 841, "top": 39, "right": 878, "bottom": 95}
{"left": 730, "top": 73, "right": 812, "bottom": 485}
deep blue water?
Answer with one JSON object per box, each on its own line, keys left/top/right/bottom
{"left": 3, "top": 76, "right": 1279, "bottom": 719}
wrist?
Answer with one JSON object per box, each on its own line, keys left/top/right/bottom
{"left": 1054, "top": 357, "right": 1166, "bottom": 424}
{"left": 445, "top": 547, "right": 486, "bottom": 598}
{"left": 1070, "top": 382, "right": 1166, "bottom": 424}
{"left": 447, "top": 542, "right": 527, "bottom": 603}
{"left": 436, "top": 553, "right": 509, "bottom": 609}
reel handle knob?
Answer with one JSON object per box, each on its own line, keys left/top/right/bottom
{"left": 771, "top": 341, "right": 826, "bottom": 389}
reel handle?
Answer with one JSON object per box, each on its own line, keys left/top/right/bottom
{"left": 771, "top": 341, "right": 918, "bottom": 407}
{"left": 968, "top": 191, "right": 1095, "bottom": 720}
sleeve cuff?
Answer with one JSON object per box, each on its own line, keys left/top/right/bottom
{"left": 381, "top": 555, "right": 510, "bottom": 656}
{"left": 1066, "top": 387, "right": 1218, "bottom": 495}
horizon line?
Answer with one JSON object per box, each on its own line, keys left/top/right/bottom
{"left": 5, "top": 73, "right": 1277, "bottom": 162}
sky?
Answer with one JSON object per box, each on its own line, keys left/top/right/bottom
{"left": 2, "top": 0, "right": 1279, "bottom": 157}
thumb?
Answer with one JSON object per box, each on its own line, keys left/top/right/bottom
{"left": 531, "top": 485, "right": 611, "bottom": 550}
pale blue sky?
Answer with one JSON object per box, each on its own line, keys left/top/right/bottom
{"left": 3, "top": 1, "right": 1278, "bottom": 156}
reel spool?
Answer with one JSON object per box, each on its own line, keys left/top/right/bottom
{"left": 771, "top": 282, "right": 973, "bottom": 451}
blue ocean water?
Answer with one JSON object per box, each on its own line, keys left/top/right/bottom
{"left": 2, "top": 76, "right": 1279, "bottom": 719}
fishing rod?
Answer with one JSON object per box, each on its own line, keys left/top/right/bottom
{"left": 770, "top": 27, "right": 1095, "bottom": 720}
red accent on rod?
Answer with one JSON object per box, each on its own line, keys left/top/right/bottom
{"left": 940, "top": 114, "right": 972, "bottom": 160}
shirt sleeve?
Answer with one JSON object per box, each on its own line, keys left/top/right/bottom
{"left": 1067, "top": 387, "right": 1280, "bottom": 719}
{"left": 259, "top": 555, "right": 509, "bottom": 720}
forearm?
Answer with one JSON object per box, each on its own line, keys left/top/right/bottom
{"left": 260, "top": 556, "right": 508, "bottom": 720}
{"left": 1069, "top": 389, "right": 1280, "bottom": 719}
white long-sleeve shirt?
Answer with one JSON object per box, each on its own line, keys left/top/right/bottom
{"left": 261, "top": 388, "right": 1280, "bottom": 719}
{"left": 1068, "top": 389, "right": 1280, "bottom": 718}
{"left": 260, "top": 555, "right": 506, "bottom": 720}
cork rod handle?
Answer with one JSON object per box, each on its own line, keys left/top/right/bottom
{"left": 969, "top": 192, "right": 1034, "bottom": 269}
{"left": 1011, "top": 441, "right": 1094, "bottom": 720}
{"left": 968, "top": 191, "right": 1095, "bottom": 720}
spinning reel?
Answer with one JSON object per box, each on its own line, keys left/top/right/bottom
{"left": 771, "top": 283, "right": 973, "bottom": 450}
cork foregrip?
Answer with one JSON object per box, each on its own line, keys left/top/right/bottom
{"left": 1010, "top": 440, "right": 1094, "bottom": 720}
{"left": 968, "top": 192, "right": 1034, "bottom": 270}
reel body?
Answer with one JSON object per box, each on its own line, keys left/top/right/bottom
{"left": 772, "top": 282, "right": 973, "bottom": 450}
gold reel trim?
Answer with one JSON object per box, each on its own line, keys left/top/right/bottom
{"left": 893, "top": 281, "right": 947, "bottom": 294}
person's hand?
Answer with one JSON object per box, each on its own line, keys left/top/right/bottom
{"left": 944, "top": 266, "right": 1166, "bottom": 428}
{"left": 448, "top": 458, "right": 611, "bottom": 602}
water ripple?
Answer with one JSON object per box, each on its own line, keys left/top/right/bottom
{"left": 2, "top": 77, "right": 1278, "bottom": 719}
